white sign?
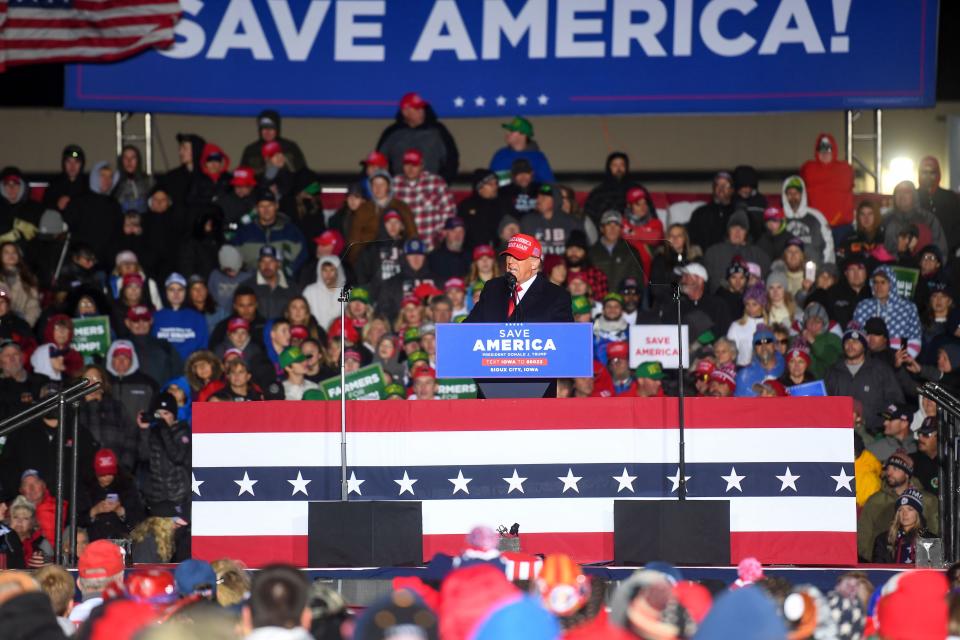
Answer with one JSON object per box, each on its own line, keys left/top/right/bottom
{"left": 629, "top": 325, "right": 689, "bottom": 369}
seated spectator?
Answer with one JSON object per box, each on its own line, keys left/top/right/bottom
{"left": 0, "top": 242, "right": 40, "bottom": 327}
{"left": 588, "top": 211, "right": 644, "bottom": 298}
{"left": 428, "top": 216, "right": 471, "bottom": 281}
{"left": 0, "top": 284, "right": 35, "bottom": 355}
{"left": 110, "top": 249, "right": 162, "bottom": 306}
{"left": 250, "top": 246, "right": 302, "bottom": 321}
{"left": 883, "top": 181, "right": 948, "bottom": 261}
{"left": 0, "top": 167, "right": 42, "bottom": 238}
{"left": 208, "top": 244, "right": 250, "bottom": 312}
{"left": 800, "top": 302, "right": 842, "bottom": 378}
{"left": 347, "top": 171, "right": 418, "bottom": 265}
{"left": 209, "top": 285, "right": 267, "bottom": 350}
{"left": 712, "top": 337, "right": 738, "bottom": 371}
{"left": 444, "top": 278, "right": 468, "bottom": 319}
{"left": 605, "top": 342, "right": 634, "bottom": 396}
{"left": 650, "top": 224, "right": 696, "bottom": 307}
{"left": 593, "top": 294, "right": 629, "bottom": 364}
{"left": 410, "top": 367, "right": 438, "bottom": 400}
{"left": 734, "top": 326, "right": 784, "bottom": 397}
{"left": 771, "top": 237, "right": 810, "bottom": 298}
{"left": 917, "top": 155, "right": 960, "bottom": 255}
{"left": 853, "top": 265, "right": 922, "bottom": 357}
{"left": 376, "top": 239, "right": 437, "bottom": 322}
{"left": 186, "top": 274, "right": 227, "bottom": 334}
{"left": 634, "top": 362, "right": 666, "bottom": 398}
{"left": 184, "top": 350, "right": 222, "bottom": 401}
{"left": 125, "top": 306, "right": 184, "bottom": 389}
{"left": 44, "top": 144, "right": 88, "bottom": 212}
{"left": 621, "top": 186, "right": 663, "bottom": 268}
{"left": 77, "top": 364, "right": 135, "bottom": 472}
{"left": 211, "top": 358, "right": 263, "bottom": 402}
{"left": 778, "top": 345, "right": 816, "bottom": 388}
{"left": 688, "top": 171, "right": 736, "bottom": 254}
{"left": 825, "top": 327, "right": 904, "bottom": 434}
{"left": 135, "top": 392, "right": 191, "bottom": 515}
{"left": 914, "top": 245, "right": 946, "bottom": 316}
{"left": 839, "top": 200, "right": 885, "bottom": 261}
{"left": 459, "top": 169, "right": 509, "bottom": 250}
{"left": 870, "top": 403, "right": 918, "bottom": 461}
{"left": 112, "top": 145, "right": 153, "bottom": 214}
{"left": 824, "top": 254, "right": 872, "bottom": 328}
{"left": 152, "top": 273, "right": 209, "bottom": 360}
{"left": 28, "top": 343, "right": 67, "bottom": 387}
{"left": 392, "top": 148, "right": 456, "bottom": 252}
{"left": 0, "top": 340, "right": 43, "bottom": 416}
{"left": 715, "top": 261, "right": 749, "bottom": 322}
{"left": 864, "top": 317, "right": 895, "bottom": 370}
{"left": 500, "top": 159, "right": 541, "bottom": 219}
{"left": 300, "top": 338, "right": 336, "bottom": 383}
{"left": 77, "top": 448, "right": 146, "bottom": 541}
{"left": 490, "top": 116, "right": 555, "bottom": 183}
{"left": 765, "top": 271, "right": 800, "bottom": 328}
{"left": 234, "top": 189, "right": 308, "bottom": 277}
{"left": 727, "top": 285, "right": 767, "bottom": 367}
{"left": 240, "top": 110, "right": 308, "bottom": 174}
{"left": 781, "top": 175, "right": 834, "bottom": 265}
{"left": 646, "top": 263, "right": 732, "bottom": 337}
{"left": 264, "top": 319, "right": 293, "bottom": 374}
{"left": 377, "top": 92, "right": 459, "bottom": 182}
{"left": 872, "top": 487, "right": 935, "bottom": 564}
{"left": 302, "top": 256, "right": 345, "bottom": 332}
{"left": 217, "top": 166, "right": 257, "bottom": 226}
{"left": 911, "top": 416, "right": 940, "bottom": 495}
{"left": 583, "top": 152, "right": 637, "bottom": 226}
{"left": 8, "top": 495, "right": 53, "bottom": 569}
{"left": 704, "top": 210, "right": 770, "bottom": 290}
{"left": 280, "top": 346, "right": 319, "bottom": 401}
{"left": 39, "top": 315, "right": 83, "bottom": 380}
{"left": 213, "top": 317, "right": 274, "bottom": 389}
{"left": 707, "top": 369, "right": 737, "bottom": 397}
{"left": 356, "top": 209, "right": 408, "bottom": 286}
{"left": 283, "top": 296, "right": 324, "bottom": 344}
{"left": 564, "top": 230, "right": 607, "bottom": 300}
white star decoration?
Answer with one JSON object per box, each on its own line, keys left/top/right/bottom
{"left": 394, "top": 470, "right": 418, "bottom": 496}
{"left": 503, "top": 469, "right": 527, "bottom": 494}
{"left": 558, "top": 468, "right": 583, "bottom": 494}
{"left": 612, "top": 467, "right": 637, "bottom": 493}
{"left": 517, "top": 94, "right": 528, "bottom": 106}
{"left": 777, "top": 466, "right": 801, "bottom": 492}
{"left": 234, "top": 471, "right": 257, "bottom": 496}
{"left": 537, "top": 94, "right": 549, "bottom": 105}
{"left": 288, "top": 470, "right": 311, "bottom": 496}
{"left": 448, "top": 470, "right": 472, "bottom": 495}
{"left": 830, "top": 467, "right": 854, "bottom": 492}
{"left": 453, "top": 96, "right": 464, "bottom": 108}
{"left": 495, "top": 95, "right": 507, "bottom": 106}
{"left": 667, "top": 468, "right": 691, "bottom": 493}
{"left": 474, "top": 96, "right": 486, "bottom": 107}
{"left": 721, "top": 467, "right": 746, "bottom": 492}
{"left": 346, "top": 471, "right": 364, "bottom": 496}
{"left": 191, "top": 473, "right": 204, "bottom": 496}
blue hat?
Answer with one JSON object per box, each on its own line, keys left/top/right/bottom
{"left": 695, "top": 587, "right": 787, "bottom": 640}
{"left": 259, "top": 245, "right": 281, "bottom": 261}
{"left": 174, "top": 559, "right": 217, "bottom": 599}
{"left": 842, "top": 327, "right": 868, "bottom": 348}
{"left": 164, "top": 272, "right": 187, "bottom": 289}
{"left": 897, "top": 487, "right": 924, "bottom": 515}
{"left": 473, "top": 596, "right": 560, "bottom": 640}
{"left": 752, "top": 325, "right": 775, "bottom": 346}
{"left": 404, "top": 238, "right": 426, "bottom": 255}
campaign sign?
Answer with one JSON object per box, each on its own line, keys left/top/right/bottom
{"left": 436, "top": 323, "right": 592, "bottom": 379}
{"left": 436, "top": 378, "right": 478, "bottom": 400}
{"left": 629, "top": 325, "right": 689, "bottom": 369}
{"left": 319, "top": 364, "right": 387, "bottom": 400}
{"left": 787, "top": 381, "right": 827, "bottom": 397}
{"left": 71, "top": 316, "right": 111, "bottom": 359}
{"left": 891, "top": 266, "right": 920, "bottom": 299}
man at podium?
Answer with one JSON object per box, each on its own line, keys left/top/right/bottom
{"left": 465, "top": 234, "right": 573, "bottom": 398}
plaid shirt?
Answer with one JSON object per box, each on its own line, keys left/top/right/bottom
{"left": 392, "top": 171, "right": 456, "bottom": 251}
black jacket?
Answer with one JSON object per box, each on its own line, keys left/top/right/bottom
{"left": 143, "top": 420, "right": 191, "bottom": 506}
{"left": 0, "top": 419, "right": 97, "bottom": 502}
{"left": 77, "top": 471, "right": 146, "bottom": 540}
{"left": 458, "top": 193, "right": 510, "bottom": 250}
{"left": 465, "top": 274, "right": 573, "bottom": 324}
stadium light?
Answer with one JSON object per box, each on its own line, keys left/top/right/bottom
{"left": 882, "top": 156, "right": 916, "bottom": 194}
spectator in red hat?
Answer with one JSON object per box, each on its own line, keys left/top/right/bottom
{"left": 358, "top": 151, "right": 389, "bottom": 197}
{"left": 77, "top": 448, "right": 146, "bottom": 542}
{"left": 376, "top": 92, "right": 459, "bottom": 182}
{"left": 239, "top": 109, "right": 308, "bottom": 174}
{"left": 778, "top": 346, "right": 816, "bottom": 388}
{"left": 467, "top": 244, "right": 501, "bottom": 289}
{"left": 347, "top": 171, "right": 418, "bottom": 264}
{"left": 66, "top": 540, "right": 126, "bottom": 625}
{"left": 212, "top": 315, "right": 274, "bottom": 389}
{"left": 123, "top": 304, "right": 183, "bottom": 389}
{"left": 605, "top": 341, "right": 635, "bottom": 396}
{"left": 520, "top": 184, "right": 584, "bottom": 257}
{"left": 756, "top": 205, "right": 796, "bottom": 263}
{"left": 428, "top": 216, "right": 471, "bottom": 281}
{"left": 217, "top": 165, "right": 258, "bottom": 225}
{"left": 392, "top": 148, "right": 456, "bottom": 252}
{"left": 102, "top": 339, "right": 157, "bottom": 451}
{"left": 444, "top": 277, "right": 469, "bottom": 319}
{"left": 621, "top": 184, "right": 663, "bottom": 251}
{"left": 707, "top": 369, "right": 737, "bottom": 397}
{"left": 185, "top": 142, "right": 232, "bottom": 208}
{"left": 411, "top": 366, "right": 438, "bottom": 400}
{"left": 299, "top": 227, "right": 348, "bottom": 290}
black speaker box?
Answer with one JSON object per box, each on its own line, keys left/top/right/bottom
{"left": 614, "top": 500, "right": 731, "bottom": 565}
{"left": 307, "top": 501, "right": 422, "bottom": 567}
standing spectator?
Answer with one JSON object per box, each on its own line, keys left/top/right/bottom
{"left": 358, "top": 151, "right": 389, "bottom": 199}
{"left": 731, "top": 164, "right": 767, "bottom": 240}
{"left": 299, "top": 229, "right": 345, "bottom": 288}
{"left": 801, "top": 302, "right": 842, "bottom": 378}
{"left": 839, "top": 200, "right": 886, "bottom": 261}
{"left": 124, "top": 306, "right": 183, "bottom": 388}
{"left": 187, "top": 275, "right": 227, "bottom": 334}
{"left": 727, "top": 284, "right": 767, "bottom": 366}
{"left": 593, "top": 294, "right": 629, "bottom": 364}
{"left": 781, "top": 175, "right": 834, "bottom": 265}
{"left": 649, "top": 224, "right": 695, "bottom": 307}
{"left": 756, "top": 206, "right": 795, "bottom": 264}
{"left": 715, "top": 261, "right": 750, "bottom": 322}
{"left": 105, "top": 340, "right": 158, "bottom": 443}
{"left": 347, "top": 171, "right": 417, "bottom": 265}
{"left": 158, "top": 133, "right": 204, "bottom": 208}
{"left": 882, "top": 181, "right": 949, "bottom": 261}
{"left": 376, "top": 239, "right": 438, "bottom": 321}
{"left": 520, "top": 185, "right": 583, "bottom": 257}
{"left": 177, "top": 206, "right": 225, "bottom": 282}
{"left": 242, "top": 564, "right": 312, "bottom": 637}
{"left": 212, "top": 318, "right": 274, "bottom": 390}
{"left": 186, "top": 142, "right": 231, "bottom": 208}
{"left": 40, "top": 314, "right": 83, "bottom": 378}
{"left": 564, "top": 230, "right": 607, "bottom": 300}
{"left": 8, "top": 495, "right": 53, "bottom": 568}
{"left": 646, "top": 263, "right": 733, "bottom": 337}
{"left": 356, "top": 210, "right": 411, "bottom": 286}
{"left": 280, "top": 347, "right": 318, "bottom": 401}
{"left": 152, "top": 273, "right": 209, "bottom": 360}
{"left": 428, "top": 217, "right": 471, "bottom": 281}
{"left": 136, "top": 393, "right": 191, "bottom": 516}
{"left": 853, "top": 265, "right": 922, "bottom": 357}
{"left": 825, "top": 254, "right": 872, "bottom": 328}
{"left": 216, "top": 166, "right": 258, "bottom": 226}
{"left": 249, "top": 246, "right": 301, "bottom": 321}
{"left": 765, "top": 271, "right": 800, "bottom": 328}
{"left": 605, "top": 342, "right": 635, "bottom": 396}
{"left": 734, "top": 326, "right": 785, "bottom": 397}
{"left": 458, "top": 169, "right": 508, "bottom": 250}
{"left": 410, "top": 367, "right": 438, "bottom": 400}
{"left": 911, "top": 416, "right": 940, "bottom": 495}
{"left": 620, "top": 186, "right": 663, "bottom": 275}
{"left": 500, "top": 158, "right": 541, "bottom": 219}
{"left": 144, "top": 184, "right": 190, "bottom": 278}
{"left": 870, "top": 403, "right": 918, "bottom": 461}
{"left": 392, "top": 149, "right": 456, "bottom": 251}
{"left": 61, "top": 161, "right": 122, "bottom": 267}
{"left": 76, "top": 364, "right": 136, "bottom": 473}
{"left": 303, "top": 256, "right": 345, "bottom": 332}
{"left": 871, "top": 487, "right": 935, "bottom": 564}
{"left": 584, "top": 152, "right": 637, "bottom": 227}
{"left": 688, "top": 171, "right": 736, "bottom": 253}
{"left": 112, "top": 145, "right": 153, "bottom": 214}
{"left": 43, "top": 144, "right": 88, "bottom": 211}
{"left": 239, "top": 110, "right": 308, "bottom": 174}
{"left": 824, "top": 327, "right": 904, "bottom": 434}
{"left": 779, "top": 345, "right": 816, "bottom": 388}
{"left": 489, "top": 116, "right": 555, "bottom": 183}
{"left": 376, "top": 92, "right": 459, "bottom": 182}
{"left": 0, "top": 167, "right": 43, "bottom": 234}
{"left": 69, "top": 540, "right": 126, "bottom": 625}
{"left": 703, "top": 211, "right": 770, "bottom": 291}
{"left": 29, "top": 344, "right": 67, "bottom": 387}
{"left": 234, "top": 189, "right": 307, "bottom": 277}
{"left": 0, "top": 340, "right": 42, "bottom": 416}
{"left": 800, "top": 133, "right": 855, "bottom": 233}
{"left": 916, "top": 156, "right": 960, "bottom": 256}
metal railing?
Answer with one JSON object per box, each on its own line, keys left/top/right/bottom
{"left": 918, "top": 382, "right": 960, "bottom": 563}
{"left": 0, "top": 377, "right": 102, "bottom": 566}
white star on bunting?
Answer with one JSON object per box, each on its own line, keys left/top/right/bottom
{"left": 612, "top": 467, "right": 637, "bottom": 493}
{"left": 495, "top": 95, "right": 507, "bottom": 106}
{"left": 558, "top": 468, "right": 583, "bottom": 494}
{"left": 448, "top": 470, "right": 472, "bottom": 495}
{"left": 776, "top": 466, "right": 801, "bottom": 492}
{"left": 537, "top": 94, "right": 549, "bottom": 105}
{"left": 721, "top": 467, "right": 746, "bottom": 492}
{"left": 394, "top": 470, "right": 418, "bottom": 496}
{"left": 192, "top": 473, "right": 204, "bottom": 496}
{"left": 346, "top": 471, "right": 365, "bottom": 496}
{"left": 667, "top": 468, "right": 691, "bottom": 493}
{"left": 474, "top": 96, "right": 486, "bottom": 107}
{"left": 234, "top": 471, "right": 257, "bottom": 496}
{"left": 288, "top": 470, "right": 311, "bottom": 496}
{"left": 830, "top": 467, "right": 854, "bottom": 492}
{"left": 517, "top": 94, "right": 528, "bottom": 106}
{"left": 453, "top": 96, "right": 465, "bottom": 108}
{"left": 503, "top": 469, "right": 527, "bottom": 494}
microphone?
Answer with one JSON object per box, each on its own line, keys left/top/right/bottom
{"left": 504, "top": 271, "right": 517, "bottom": 294}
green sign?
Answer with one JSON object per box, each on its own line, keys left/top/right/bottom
{"left": 71, "top": 316, "right": 111, "bottom": 358}
{"left": 436, "top": 378, "right": 478, "bottom": 399}
{"left": 890, "top": 266, "right": 920, "bottom": 299}
{"left": 319, "top": 364, "right": 387, "bottom": 400}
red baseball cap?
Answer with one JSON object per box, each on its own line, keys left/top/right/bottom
{"left": 121, "top": 273, "right": 144, "bottom": 289}
{"left": 753, "top": 379, "right": 788, "bottom": 397}
{"left": 327, "top": 317, "right": 360, "bottom": 344}
{"left": 78, "top": 539, "right": 125, "bottom": 578}
{"left": 227, "top": 317, "right": 250, "bottom": 333}
{"left": 400, "top": 92, "right": 427, "bottom": 110}
{"left": 94, "top": 448, "right": 118, "bottom": 477}
{"left": 763, "top": 206, "right": 785, "bottom": 221}
{"left": 261, "top": 141, "right": 282, "bottom": 159}
{"left": 230, "top": 166, "right": 257, "bottom": 187}
{"left": 313, "top": 229, "right": 344, "bottom": 253}
{"left": 606, "top": 341, "right": 629, "bottom": 361}
{"left": 402, "top": 149, "right": 423, "bottom": 166}
{"left": 383, "top": 210, "right": 402, "bottom": 223}
{"left": 413, "top": 366, "right": 436, "bottom": 379}
{"left": 223, "top": 348, "right": 244, "bottom": 362}
{"left": 709, "top": 369, "right": 737, "bottom": 390}
{"left": 362, "top": 151, "right": 388, "bottom": 168}
{"left": 693, "top": 359, "right": 716, "bottom": 377}
{"left": 290, "top": 325, "right": 309, "bottom": 340}
{"left": 343, "top": 348, "right": 362, "bottom": 363}
{"left": 113, "top": 344, "right": 134, "bottom": 359}
{"left": 500, "top": 234, "right": 542, "bottom": 261}
{"left": 126, "top": 305, "right": 152, "bottom": 322}
{"left": 400, "top": 295, "right": 421, "bottom": 309}
{"left": 472, "top": 245, "right": 496, "bottom": 260}
{"left": 444, "top": 277, "right": 466, "bottom": 291}
{"left": 626, "top": 187, "right": 648, "bottom": 205}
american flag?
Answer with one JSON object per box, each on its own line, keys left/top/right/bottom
{"left": 190, "top": 397, "right": 857, "bottom": 568}
{"left": 0, "top": 0, "right": 180, "bottom": 71}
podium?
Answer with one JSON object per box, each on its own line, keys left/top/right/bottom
{"left": 436, "top": 323, "right": 594, "bottom": 398}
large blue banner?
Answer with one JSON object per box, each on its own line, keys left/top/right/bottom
{"left": 65, "top": 0, "right": 938, "bottom": 117}
{"left": 436, "top": 322, "right": 592, "bottom": 379}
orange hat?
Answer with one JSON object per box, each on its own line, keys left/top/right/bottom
{"left": 535, "top": 554, "right": 589, "bottom": 617}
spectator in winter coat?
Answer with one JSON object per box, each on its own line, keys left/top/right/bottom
{"left": 136, "top": 392, "right": 191, "bottom": 514}
{"left": 212, "top": 358, "right": 264, "bottom": 402}
{"left": 824, "top": 254, "right": 873, "bottom": 328}
{"left": 249, "top": 246, "right": 302, "bottom": 321}
{"left": 347, "top": 171, "right": 418, "bottom": 265}
{"left": 0, "top": 341, "right": 43, "bottom": 417}
{"left": 29, "top": 343, "right": 67, "bottom": 387}
{"left": 43, "top": 144, "right": 89, "bottom": 212}
{"left": 0, "top": 242, "right": 40, "bottom": 327}
{"left": 215, "top": 166, "right": 258, "bottom": 227}
{"left": 734, "top": 326, "right": 785, "bottom": 397}
{"left": 239, "top": 110, "right": 308, "bottom": 175}
{"left": 800, "top": 133, "right": 855, "bottom": 230}
{"left": 152, "top": 273, "right": 209, "bottom": 360}
{"left": 112, "top": 145, "right": 153, "bottom": 214}
{"left": 458, "top": 169, "right": 510, "bottom": 251}
{"left": 917, "top": 156, "right": 960, "bottom": 255}
{"left": 375, "top": 239, "right": 439, "bottom": 322}
{"left": 125, "top": 306, "right": 183, "bottom": 389}
{"left": 41, "top": 314, "right": 84, "bottom": 377}
{"left": 882, "top": 181, "right": 949, "bottom": 262}
{"left": 583, "top": 152, "right": 637, "bottom": 227}
{"left": 213, "top": 317, "right": 275, "bottom": 391}
{"left": 303, "top": 256, "right": 345, "bottom": 332}
{"left": 158, "top": 132, "right": 204, "bottom": 209}
{"left": 208, "top": 285, "right": 267, "bottom": 349}
{"left": 755, "top": 206, "right": 795, "bottom": 264}
{"left": 177, "top": 206, "right": 225, "bottom": 281}
{"left": 838, "top": 200, "right": 886, "bottom": 261}
{"left": 489, "top": 116, "right": 555, "bottom": 183}
{"left": 77, "top": 448, "right": 146, "bottom": 541}
{"left": 376, "top": 92, "right": 459, "bottom": 182}
{"left": 392, "top": 149, "right": 456, "bottom": 252}
{"left": 500, "top": 159, "right": 541, "bottom": 219}
{"left": 186, "top": 142, "right": 231, "bottom": 208}
{"left": 233, "top": 189, "right": 307, "bottom": 277}
{"left": 781, "top": 175, "right": 834, "bottom": 265}
{"left": 105, "top": 339, "right": 158, "bottom": 442}
{"left": 703, "top": 211, "right": 771, "bottom": 292}
{"left": 853, "top": 265, "right": 922, "bottom": 357}
{"left": 144, "top": 184, "right": 190, "bottom": 279}
{"left": 800, "top": 302, "right": 842, "bottom": 379}
{"left": 520, "top": 185, "right": 584, "bottom": 257}
{"left": 620, "top": 186, "right": 663, "bottom": 272}
{"left": 731, "top": 164, "right": 767, "bottom": 241}
{"left": 565, "top": 230, "right": 608, "bottom": 301}
{"left": 688, "top": 171, "right": 737, "bottom": 253}
{"left": 61, "top": 161, "right": 122, "bottom": 267}
{"left": 208, "top": 245, "right": 250, "bottom": 313}
{"left": 0, "top": 167, "right": 43, "bottom": 236}
{"left": 428, "top": 217, "right": 472, "bottom": 281}
{"left": 825, "top": 328, "right": 904, "bottom": 434}
{"left": 77, "top": 365, "right": 137, "bottom": 473}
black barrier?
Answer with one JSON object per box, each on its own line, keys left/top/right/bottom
{"left": 919, "top": 382, "right": 960, "bottom": 564}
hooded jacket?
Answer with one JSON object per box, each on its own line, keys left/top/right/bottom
{"left": 583, "top": 152, "right": 639, "bottom": 226}
{"left": 186, "top": 142, "right": 231, "bottom": 207}
{"left": 239, "top": 109, "right": 308, "bottom": 174}
{"left": 158, "top": 132, "right": 206, "bottom": 208}
{"left": 0, "top": 167, "right": 41, "bottom": 244}
{"left": 303, "top": 255, "right": 346, "bottom": 331}
{"left": 853, "top": 265, "right": 922, "bottom": 357}
{"left": 112, "top": 145, "right": 154, "bottom": 214}
{"left": 41, "top": 314, "right": 84, "bottom": 377}
{"left": 800, "top": 132, "right": 855, "bottom": 227}
{"left": 62, "top": 160, "right": 123, "bottom": 267}
{"left": 781, "top": 175, "right": 834, "bottom": 265}
{"left": 882, "top": 191, "right": 949, "bottom": 261}
{"left": 43, "top": 144, "right": 90, "bottom": 211}
{"left": 376, "top": 103, "right": 460, "bottom": 182}
{"left": 29, "top": 343, "right": 63, "bottom": 384}
{"left": 234, "top": 210, "right": 308, "bottom": 277}
{"left": 916, "top": 156, "right": 960, "bottom": 254}
{"left": 105, "top": 339, "right": 158, "bottom": 447}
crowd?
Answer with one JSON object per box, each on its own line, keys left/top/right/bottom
{"left": 1, "top": 530, "right": 959, "bottom": 639}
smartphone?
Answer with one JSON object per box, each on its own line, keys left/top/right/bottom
{"left": 106, "top": 493, "right": 119, "bottom": 503}
{"left": 804, "top": 261, "right": 817, "bottom": 282}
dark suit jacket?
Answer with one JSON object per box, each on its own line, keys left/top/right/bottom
{"left": 465, "top": 274, "right": 573, "bottom": 324}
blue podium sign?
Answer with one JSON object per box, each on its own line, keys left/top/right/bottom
{"left": 436, "top": 323, "right": 592, "bottom": 379}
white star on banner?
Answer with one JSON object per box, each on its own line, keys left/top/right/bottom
{"left": 474, "top": 96, "right": 486, "bottom": 107}
{"left": 558, "top": 468, "right": 583, "bottom": 494}
{"left": 721, "top": 467, "right": 746, "bottom": 492}
{"left": 667, "top": 468, "right": 691, "bottom": 493}
{"left": 288, "top": 470, "right": 311, "bottom": 496}
{"left": 517, "top": 94, "right": 528, "bottom": 106}
{"left": 495, "top": 95, "right": 507, "bottom": 106}
{"left": 503, "top": 469, "right": 527, "bottom": 494}
{"left": 453, "top": 96, "right": 465, "bottom": 108}
{"left": 777, "top": 466, "right": 801, "bottom": 492}
{"left": 346, "top": 471, "right": 365, "bottom": 496}
{"left": 830, "top": 467, "right": 854, "bottom": 492}
{"left": 612, "top": 467, "right": 637, "bottom": 493}
{"left": 537, "top": 94, "right": 549, "bottom": 105}
{"left": 192, "top": 473, "right": 204, "bottom": 496}
{"left": 448, "top": 470, "right": 473, "bottom": 495}
{"left": 235, "top": 471, "right": 257, "bottom": 496}
{"left": 394, "top": 470, "right": 418, "bottom": 496}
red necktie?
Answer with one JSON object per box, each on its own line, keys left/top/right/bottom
{"left": 507, "top": 284, "right": 522, "bottom": 317}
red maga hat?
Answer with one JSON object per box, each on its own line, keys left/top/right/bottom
{"left": 500, "top": 234, "right": 542, "bottom": 261}
{"left": 400, "top": 92, "right": 427, "bottom": 110}
{"left": 261, "top": 141, "right": 282, "bottom": 159}
{"left": 402, "top": 149, "right": 423, "bottom": 166}
{"left": 230, "top": 166, "right": 257, "bottom": 187}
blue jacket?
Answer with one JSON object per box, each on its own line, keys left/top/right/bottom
{"left": 734, "top": 351, "right": 785, "bottom": 397}
{"left": 152, "top": 307, "right": 209, "bottom": 360}
{"left": 490, "top": 148, "right": 555, "bottom": 183}
{"left": 233, "top": 212, "right": 307, "bottom": 277}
